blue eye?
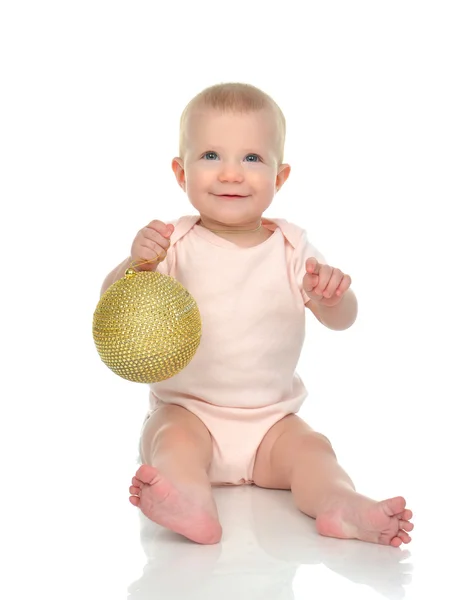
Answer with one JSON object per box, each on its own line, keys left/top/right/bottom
{"left": 202, "top": 151, "right": 261, "bottom": 162}
{"left": 203, "top": 151, "right": 218, "bottom": 160}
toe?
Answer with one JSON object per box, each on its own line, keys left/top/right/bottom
{"left": 383, "top": 496, "right": 406, "bottom": 516}
{"left": 129, "top": 495, "right": 140, "bottom": 507}
{"left": 400, "top": 520, "right": 414, "bottom": 532}
{"left": 136, "top": 464, "right": 160, "bottom": 485}
{"left": 129, "top": 485, "right": 140, "bottom": 496}
{"left": 397, "top": 530, "right": 412, "bottom": 544}
{"left": 402, "top": 509, "right": 413, "bottom": 520}
{"left": 132, "top": 476, "right": 143, "bottom": 488}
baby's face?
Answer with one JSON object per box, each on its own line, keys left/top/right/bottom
{"left": 174, "top": 108, "right": 288, "bottom": 226}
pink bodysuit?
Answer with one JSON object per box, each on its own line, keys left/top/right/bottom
{"left": 139, "top": 215, "right": 326, "bottom": 485}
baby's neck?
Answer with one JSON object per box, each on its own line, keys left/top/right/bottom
{"left": 212, "top": 225, "right": 272, "bottom": 248}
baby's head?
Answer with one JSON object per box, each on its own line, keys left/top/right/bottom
{"left": 172, "top": 83, "right": 291, "bottom": 229}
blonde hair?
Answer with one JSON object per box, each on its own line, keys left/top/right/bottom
{"left": 178, "top": 82, "right": 286, "bottom": 163}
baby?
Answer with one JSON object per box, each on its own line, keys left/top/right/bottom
{"left": 101, "top": 82, "right": 413, "bottom": 547}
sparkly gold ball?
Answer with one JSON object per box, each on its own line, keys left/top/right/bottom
{"left": 93, "top": 269, "right": 201, "bottom": 383}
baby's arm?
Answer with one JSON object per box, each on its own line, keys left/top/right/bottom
{"left": 306, "top": 289, "right": 358, "bottom": 331}
{"left": 289, "top": 224, "right": 357, "bottom": 330}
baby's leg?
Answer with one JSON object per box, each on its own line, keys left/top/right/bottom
{"left": 253, "top": 415, "right": 413, "bottom": 547}
{"left": 130, "top": 404, "right": 222, "bottom": 545}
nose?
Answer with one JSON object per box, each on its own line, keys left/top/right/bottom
{"left": 217, "top": 161, "right": 244, "bottom": 183}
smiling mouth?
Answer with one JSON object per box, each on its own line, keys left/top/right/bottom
{"left": 217, "top": 194, "right": 247, "bottom": 198}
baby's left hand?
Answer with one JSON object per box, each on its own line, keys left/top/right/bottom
{"left": 303, "top": 258, "right": 352, "bottom": 307}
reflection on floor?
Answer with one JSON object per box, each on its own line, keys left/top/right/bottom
{"left": 128, "top": 485, "right": 413, "bottom": 600}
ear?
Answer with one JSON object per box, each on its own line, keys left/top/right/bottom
{"left": 171, "top": 157, "right": 186, "bottom": 191}
{"left": 275, "top": 163, "right": 291, "bottom": 192}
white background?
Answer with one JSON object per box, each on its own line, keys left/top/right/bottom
{"left": 1, "top": 1, "right": 471, "bottom": 599}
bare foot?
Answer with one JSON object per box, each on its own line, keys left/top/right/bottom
{"left": 129, "top": 464, "right": 222, "bottom": 545}
{"left": 315, "top": 493, "right": 414, "bottom": 547}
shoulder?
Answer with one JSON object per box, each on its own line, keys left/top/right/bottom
{"left": 263, "top": 218, "right": 307, "bottom": 249}
{"left": 153, "top": 215, "right": 199, "bottom": 274}
{"left": 168, "top": 215, "right": 201, "bottom": 245}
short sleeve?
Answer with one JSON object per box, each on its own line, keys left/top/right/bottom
{"left": 292, "top": 229, "right": 327, "bottom": 304}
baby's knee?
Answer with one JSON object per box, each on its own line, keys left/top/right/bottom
{"left": 298, "top": 431, "right": 334, "bottom": 455}
{"left": 142, "top": 406, "right": 212, "bottom": 464}
{"left": 155, "top": 421, "right": 199, "bottom": 449}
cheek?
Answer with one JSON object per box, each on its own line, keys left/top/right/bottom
{"left": 186, "top": 164, "right": 216, "bottom": 189}
{"left": 254, "top": 174, "right": 277, "bottom": 195}
{"left": 184, "top": 168, "right": 214, "bottom": 205}
{"left": 247, "top": 165, "right": 277, "bottom": 188}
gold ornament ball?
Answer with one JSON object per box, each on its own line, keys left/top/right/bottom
{"left": 93, "top": 269, "right": 202, "bottom": 383}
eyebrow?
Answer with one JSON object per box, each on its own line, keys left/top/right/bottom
{"left": 198, "top": 146, "right": 267, "bottom": 155}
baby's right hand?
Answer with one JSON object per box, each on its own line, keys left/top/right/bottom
{"left": 130, "top": 220, "right": 175, "bottom": 271}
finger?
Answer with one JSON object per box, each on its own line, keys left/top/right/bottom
{"left": 314, "top": 265, "right": 333, "bottom": 295}
{"left": 334, "top": 274, "right": 352, "bottom": 296}
{"left": 147, "top": 220, "right": 174, "bottom": 239}
{"left": 323, "top": 269, "right": 344, "bottom": 298}
{"left": 135, "top": 243, "right": 167, "bottom": 264}
{"left": 302, "top": 272, "right": 319, "bottom": 293}
{"left": 306, "top": 257, "right": 320, "bottom": 274}
{"left": 165, "top": 223, "right": 175, "bottom": 238}
{"left": 142, "top": 228, "right": 171, "bottom": 250}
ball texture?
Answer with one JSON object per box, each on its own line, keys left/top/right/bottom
{"left": 93, "top": 269, "right": 201, "bottom": 383}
